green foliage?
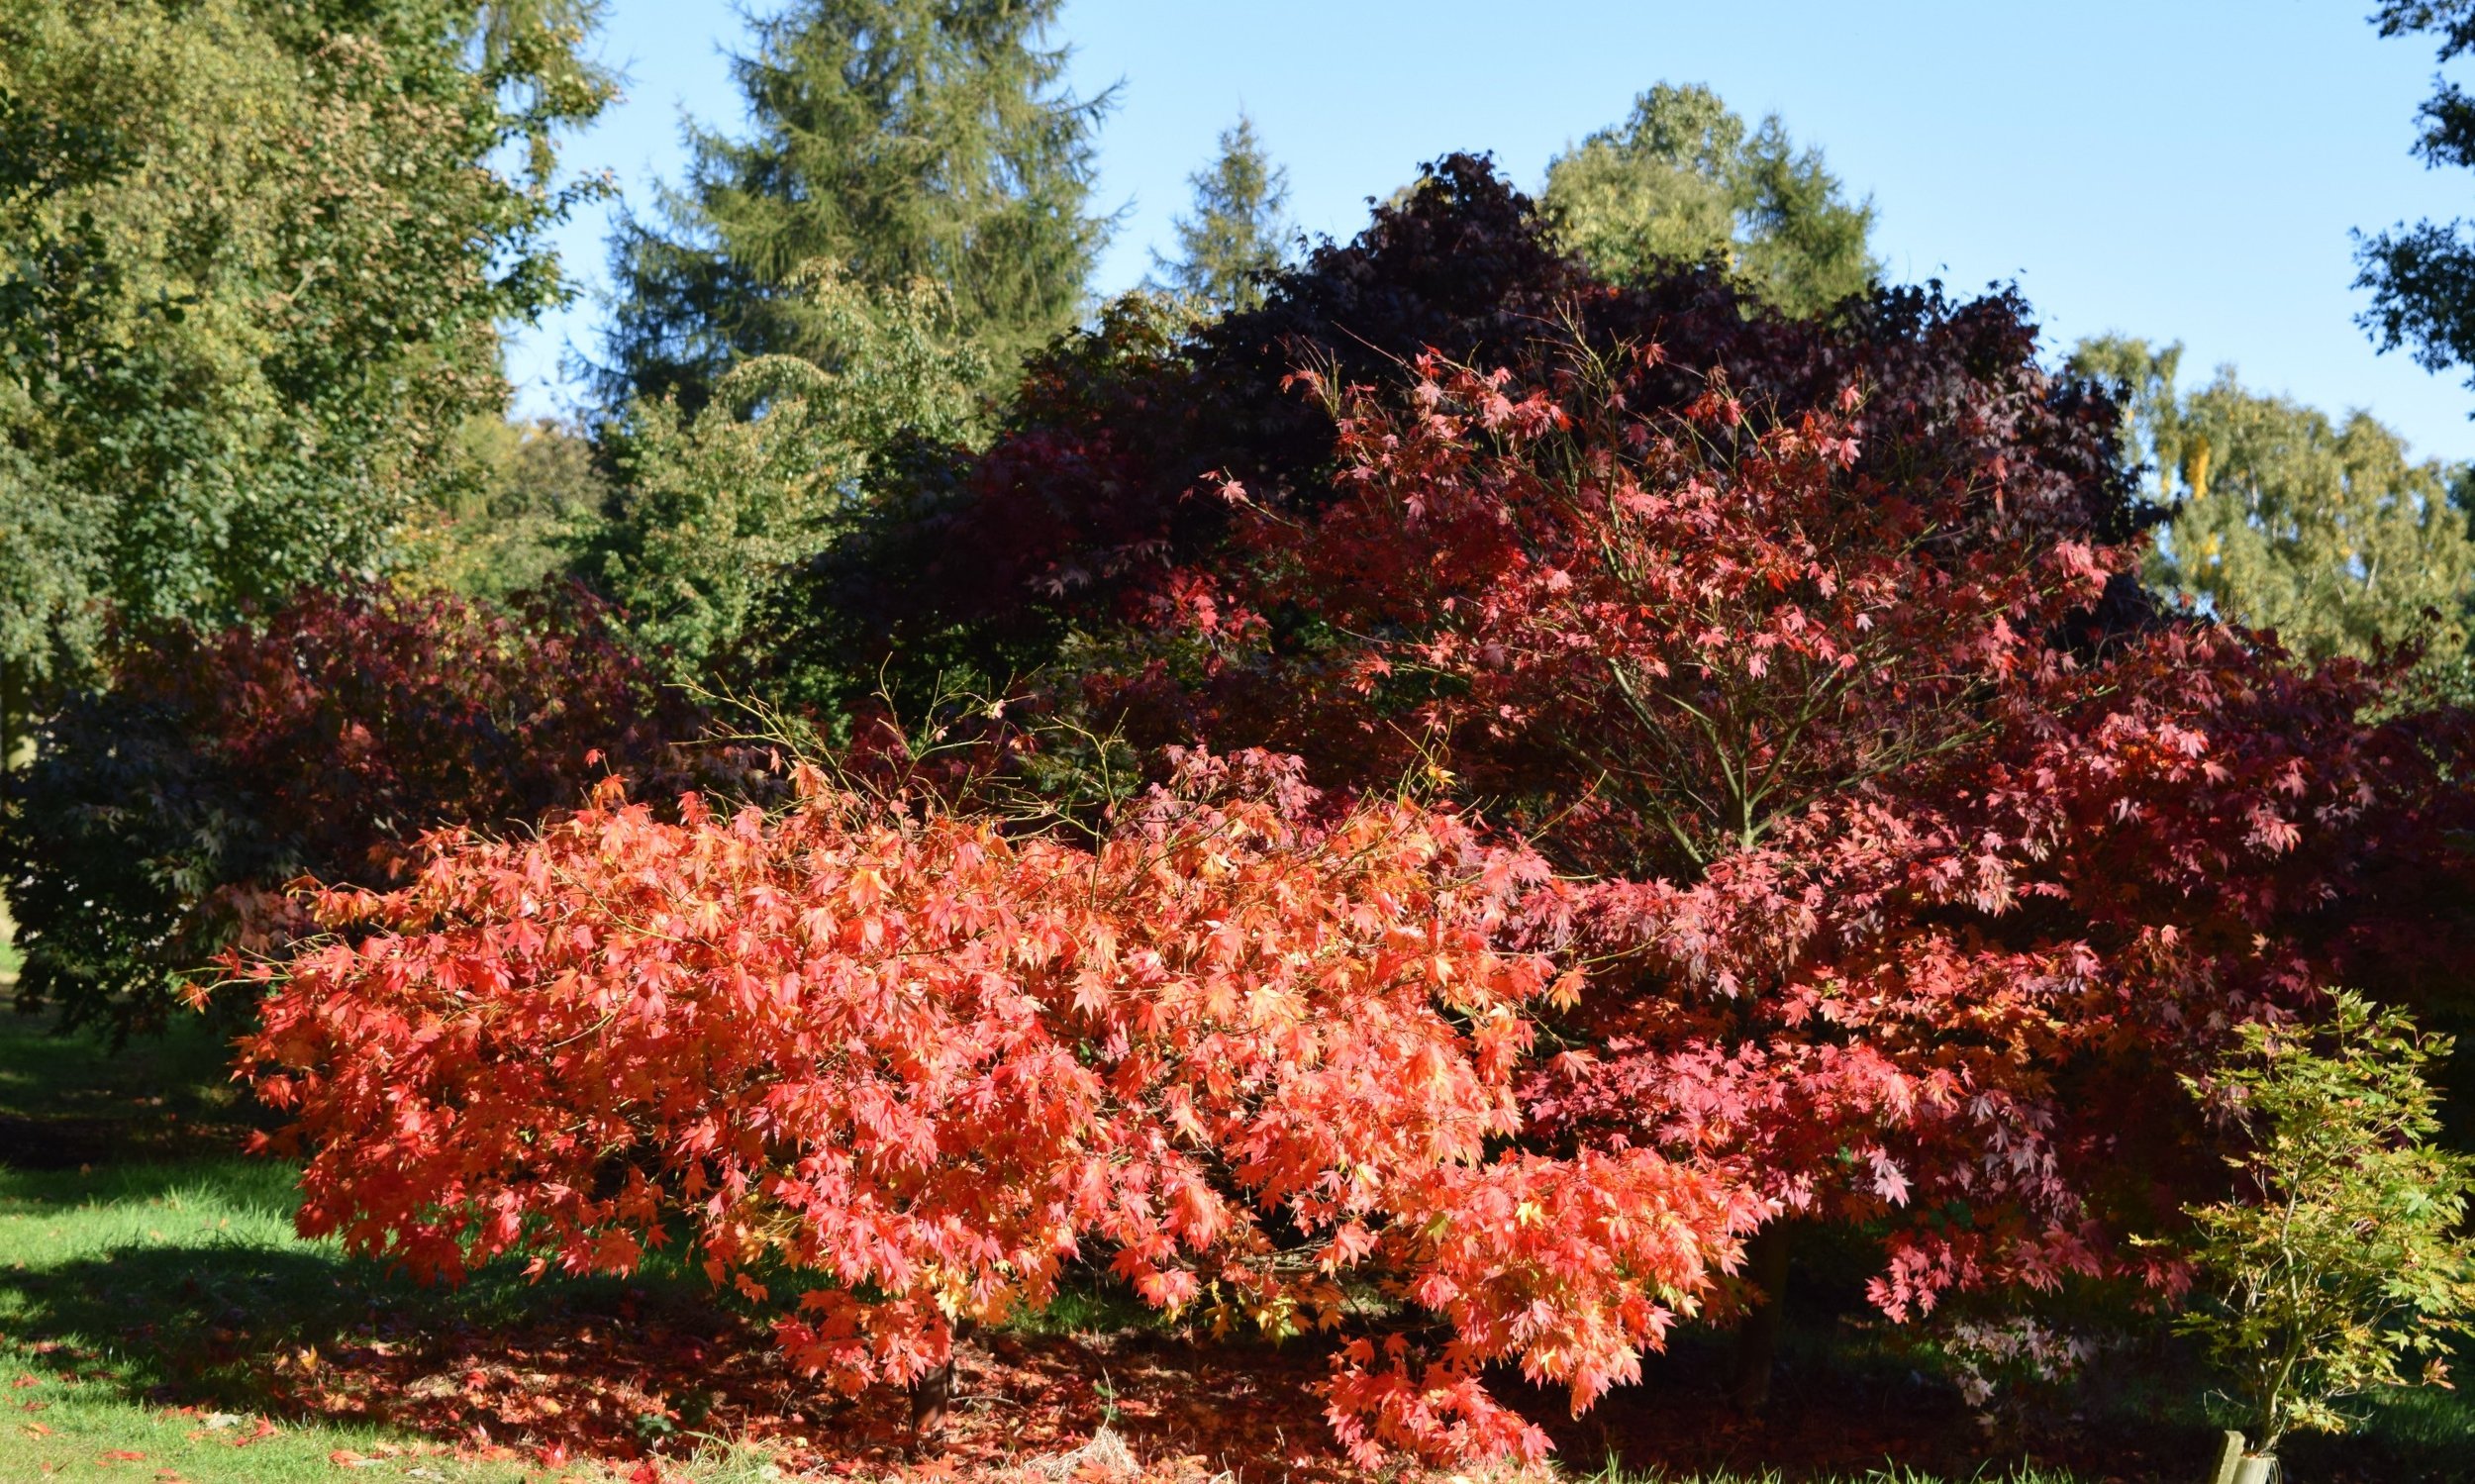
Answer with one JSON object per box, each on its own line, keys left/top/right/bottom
{"left": 398, "top": 417, "right": 613, "bottom": 601}
{"left": 0, "top": 0, "right": 611, "bottom": 716}
{"left": 1151, "top": 112, "right": 1291, "bottom": 313}
{"left": 1541, "top": 82, "right": 1877, "bottom": 317}
{"left": 2174, "top": 991, "right": 2475, "bottom": 1452}
{"left": 599, "top": 0, "right": 1111, "bottom": 412}
{"left": 2357, "top": 2, "right": 2475, "bottom": 393}
{"left": 0, "top": 387, "right": 104, "bottom": 762}
{"left": 2071, "top": 336, "right": 2475, "bottom": 668}
{"left": 588, "top": 266, "right": 993, "bottom": 684}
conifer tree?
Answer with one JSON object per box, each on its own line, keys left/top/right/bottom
{"left": 599, "top": 0, "right": 1112, "bottom": 411}
{"left": 1542, "top": 82, "right": 1876, "bottom": 317}
{"left": 1151, "top": 112, "right": 1292, "bottom": 313}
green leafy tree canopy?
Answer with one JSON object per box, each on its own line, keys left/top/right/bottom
{"left": 2072, "top": 336, "right": 2475, "bottom": 666}
{"left": 589, "top": 265, "right": 994, "bottom": 685}
{"left": 1541, "top": 81, "right": 1877, "bottom": 316}
{"left": 2356, "top": 1, "right": 2475, "bottom": 393}
{"left": 0, "top": 0, "right": 612, "bottom": 735}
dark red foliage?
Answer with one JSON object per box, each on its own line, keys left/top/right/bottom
{"left": 0, "top": 582, "right": 705, "bottom": 1037}
{"left": 767, "top": 155, "right": 2154, "bottom": 713}
{"left": 1076, "top": 343, "right": 2475, "bottom": 1318}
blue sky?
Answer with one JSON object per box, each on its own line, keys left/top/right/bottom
{"left": 510, "top": 0, "right": 2475, "bottom": 461}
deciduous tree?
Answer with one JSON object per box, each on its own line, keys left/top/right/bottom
{"left": 0, "top": 0, "right": 612, "bottom": 727}
{"left": 1543, "top": 83, "right": 1877, "bottom": 317}
{"left": 768, "top": 160, "right": 2475, "bottom": 1369}
{"left": 2071, "top": 336, "right": 2475, "bottom": 667}
{"left": 2174, "top": 992, "right": 2475, "bottom": 1452}
{"left": 239, "top": 750, "right": 1762, "bottom": 1466}
{"left": 2356, "top": 1, "right": 2475, "bottom": 393}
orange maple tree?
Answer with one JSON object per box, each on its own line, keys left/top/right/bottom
{"left": 238, "top": 749, "right": 1761, "bottom": 1464}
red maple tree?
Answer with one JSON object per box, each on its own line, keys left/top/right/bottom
{"left": 239, "top": 750, "right": 1763, "bottom": 1464}
{"left": 1090, "top": 344, "right": 2465, "bottom": 1330}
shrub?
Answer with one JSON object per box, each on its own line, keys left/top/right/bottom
{"left": 0, "top": 582, "right": 700, "bottom": 1038}
{"left": 2175, "top": 991, "right": 2475, "bottom": 1452}
{"left": 237, "top": 750, "right": 1763, "bottom": 1467}
{"left": 1125, "top": 345, "right": 2474, "bottom": 1320}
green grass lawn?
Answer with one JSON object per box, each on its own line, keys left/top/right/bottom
{"left": 0, "top": 1159, "right": 533, "bottom": 1483}
{"left": 0, "top": 1142, "right": 2093, "bottom": 1484}
{"left": 0, "top": 992, "right": 589, "bottom": 1481}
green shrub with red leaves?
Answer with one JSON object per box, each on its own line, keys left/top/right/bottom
{"left": 0, "top": 581, "right": 702, "bottom": 1039}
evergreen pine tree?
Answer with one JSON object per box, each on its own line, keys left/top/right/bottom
{"left": 1151, "top": 112, "right": 1291, "bottom": 313}
{"left": 599, "top": 0, "right": 1112, "bottom": 412}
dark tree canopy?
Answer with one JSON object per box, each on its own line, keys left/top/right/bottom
{"left": 597, "top": 0, "right": 1113, "bottom": 413}
{"left": 739, "top": 152, "right": 2475, "bottom": 1358}
{"left": 0, "top": 583, "right": 704, "bottom": 1040}
{"left": 762, "top": 154, "right": 2143, "bottom": 714}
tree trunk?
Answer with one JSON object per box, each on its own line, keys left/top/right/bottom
{"left": 909, "top": 1317, "right": 975, "bottom": 1455}
{"left": 1725, "top": 1221, "right": 1793, "bottom": 1414}
{"left": 0, "top": 654, "right": 17, "bottom": 815}
{"left": 908, "top": 1358, "right": 954, "bottom": 1453}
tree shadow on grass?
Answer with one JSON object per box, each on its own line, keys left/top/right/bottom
{"left": 0, "top": 1199, "right": 1361, "bottom": 1478}
{"left": 0, "top": 1227, "right": 824, "bottom": 1463}
{"left": 0, "top": 1011, "right": 270, "bottom": 1168}
{"left": 1531, "top": 1315, "right": 2475, "bottom": 1484}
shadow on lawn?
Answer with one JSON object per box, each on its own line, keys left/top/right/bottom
{"left": 0, "top": 1208, "right": 1359, "bottom": 1478}
{"left": 5, "top": 1203, "right": 2473, "bottom": 1480}
{"left": 0, "top": 1009, "right": 270, "bottom": 1168}
{"left": 1543, "top": 1318, "right": 2475, "bottom": 1484}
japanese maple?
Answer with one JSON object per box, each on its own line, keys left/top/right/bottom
{"left": 1096, "top": 342, "right": 2469, "bottom": 1325}
{"left": 754, "top": 158, "right": 2475, "bottom": 1353}
{"left": 238, "top": 750, "right": 1763, "bottom": 1465}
